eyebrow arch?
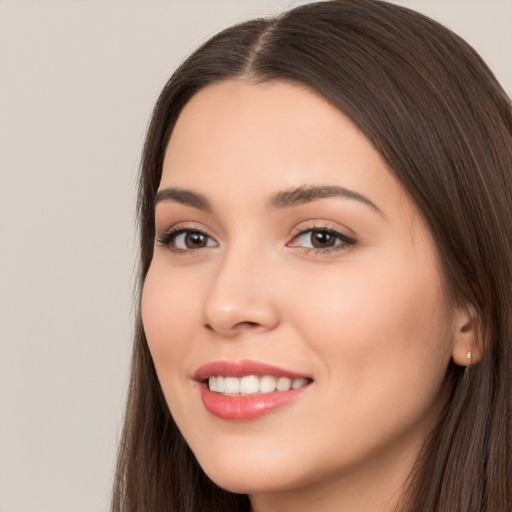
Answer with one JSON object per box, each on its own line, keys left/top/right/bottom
{"left": 154, "top": 184, "right": 383, "bottom": 216}
{"left": 267, "top": 185, "right": 383, "bottom": 215}
{"left": 154, "top": 188, "right": 212, "bottom": 212}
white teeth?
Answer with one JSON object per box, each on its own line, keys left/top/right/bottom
{"left": 207, "top": 375, "right": 310, "bottom": 395}
{"left": 259, "top": 375, "right": 277, "bottom": 393}
{"left": 240, "top": 375, "right": 260, "bottom": 394}
{"left": 292, "top": 377, "right": 309, "bottom": 390}
{"left": 223, "top": 377, "right": 240, "bottom": 394}
{"left": 276, "top": 377, "right": 292, "bottom": 391}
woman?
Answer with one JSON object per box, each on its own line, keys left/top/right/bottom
{"left": 112, "top": 1, "right": 512, "bottom": 511}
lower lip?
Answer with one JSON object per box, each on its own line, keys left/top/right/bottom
{"left": 199, "top": 384, "right": 311, "bottom": 421}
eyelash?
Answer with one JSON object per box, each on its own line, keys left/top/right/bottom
{"left": 156, "top": 224, "right": 356, "bottom": 255}
{"left": 288, "top": 225, "right": 356, "bottom": 254}
{"left": 156, "top": 225, "right": 215, "bottom": 254}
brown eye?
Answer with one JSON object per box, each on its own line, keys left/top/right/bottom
{"left": 290, "top": 228, "right": 356, "bottom": 252}
{"left": 183, "top": 232, "right": 208, "bottom": 248}
{"left": 310, "top": 230, "right": 337, "bottom": 248}
{"left": 158, "top": 229, "right": 218, "bottom": 251}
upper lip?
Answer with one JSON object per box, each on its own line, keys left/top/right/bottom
{"left": 193, "top": 359, "right": 312, "bottom": 381}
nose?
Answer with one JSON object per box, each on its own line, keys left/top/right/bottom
{"left": 201, "top": 249, "right": 280, "bottom": 337}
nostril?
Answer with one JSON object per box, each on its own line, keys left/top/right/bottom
{"left": 234, "top": 321, "right": 261, "bottom": 330}
{"left": 203, "top": 320, "right": 262, "bottom": 335}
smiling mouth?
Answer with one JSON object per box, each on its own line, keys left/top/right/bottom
{"left": 207, "top": 375, "right": 312, "bottom": 395}
{"left": 195, "top": 361, "right": 313, "bottom": 419}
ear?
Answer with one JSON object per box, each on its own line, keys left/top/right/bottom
{"left": 451, "top": 304, "right": 484, "bottom": 367}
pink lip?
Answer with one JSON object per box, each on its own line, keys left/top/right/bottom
{"left": 194, "top": 360, "right": 313, "bottom": 421}
{"left": 193, "top": 359, "right": 311, "bottom": 381}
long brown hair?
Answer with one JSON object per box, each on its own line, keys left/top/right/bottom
{"left": 112, "top": 1, "right": 512, "bottom": 510}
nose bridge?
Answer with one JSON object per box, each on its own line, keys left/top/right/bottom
{"left": 202, "top": 238, "right": 279, "bottom": 335}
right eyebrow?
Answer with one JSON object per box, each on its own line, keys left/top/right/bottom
{"left": 267, "top": 185, "right": 384, "bottom": 217}
{"left": 154, "top": 187, "right": 212, "bottom": 212}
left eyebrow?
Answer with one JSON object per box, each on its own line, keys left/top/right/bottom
{"left": 154, "top": 187, "right": 212, "bottom": 212}
{"left": 267, "top": 185, "right": 384, "bottom": 216}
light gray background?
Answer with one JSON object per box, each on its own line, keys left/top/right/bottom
{"left": 1, "top": 1, "right": 510, "bottom": 511}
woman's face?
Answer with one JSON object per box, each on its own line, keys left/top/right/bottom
{"left": 142, "top": 80, "right": 464, "bottom": 506}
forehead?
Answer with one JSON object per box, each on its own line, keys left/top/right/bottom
{"left": 161, "top": 79, "right": 414, "bottom": 220}
{"left": 166, "top": 80, "right": 369, "bottom": 160}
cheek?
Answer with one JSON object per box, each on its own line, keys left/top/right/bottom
{"left": 277, "top": 258, "right": 453, "bottom": 469}
{"left": 141, "top": 262, "right": 208, "bottom": 428}
{"left": 285, "top": 253, "right": 452, "bottom": 390}
{"left": 141, "top": 263, "right": 198, "bottom": 370}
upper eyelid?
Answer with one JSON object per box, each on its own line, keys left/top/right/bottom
{"left": 155, "top": 220, "right": 356, "bottom": 244}
{"left": 291, "top": 228, "right": 355, "bottom": 242}
{"left": 156, "top": 223, "right": 218, "bottom": 246}
{"left": 290, "top": 221, "right": 355, "bottom": 237}
{"left": 156, "top": 221, "right": 215, "bottom": 236}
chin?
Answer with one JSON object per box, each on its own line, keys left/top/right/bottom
{"left": 196, "top": 451, "right": 301, "bottom": 495}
